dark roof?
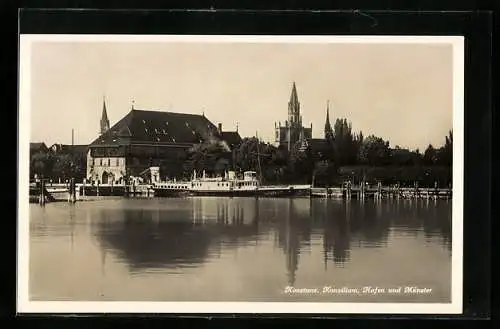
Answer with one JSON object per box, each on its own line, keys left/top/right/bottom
{"left": 300, "top": 138, "right": 332, "bottom": 153}
{"left": 50, "top": 144, "right": 89, "bottom": 155}
{"left": 220, "top": 131, "right": 242, "bottom": 148}
{"left": 30, "top": 142, "right": 48, "bottom": 152}
{"left": 90, "top": 109, "right": 223, "bottom": 147}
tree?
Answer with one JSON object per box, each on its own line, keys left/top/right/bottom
{"left": 288, "top": 141, "right": 314, "bottom": 184}
{"left": 423, "top": 144, "right": 438, "bottom": 165}
{"left": 357, "top": 135, "right": 390, "bottom": 166}
{"left": 333, "top": 118, "right": 357, "bottom": 165}
{"left": 51, "top": 153, "right": 74, "bottom": 181}
{"left": 438, "top": 130, "right": 453, "bottom": 166}
{"left": 183, "top": 141, "right": 229, "bottom": 176}
{"left": 30, "top": 151, "right": 53, "bottom": 178}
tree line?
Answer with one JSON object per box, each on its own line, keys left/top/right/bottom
{"left": 29, "top": 117, "right": 453, "bottom": 188}
{"left": 182, "top": 118, "right": 453, "bottom": 187}
{"left": 30, "top": 149, "right": 87, "bottom": 182}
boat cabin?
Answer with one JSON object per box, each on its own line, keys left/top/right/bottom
{"left": 190, "top": 170, "right": 259, "bottom": 192}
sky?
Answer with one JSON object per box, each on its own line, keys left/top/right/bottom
{"left": 28, "top": 39, "right": 453, "bottom": 150}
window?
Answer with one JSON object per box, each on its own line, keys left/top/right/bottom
{"left": 142, "top": 120, "right": 146, "bottom": 124}
{"left": 108, "top": 159, "right": 110, "bottom": 166}
{"left": 92, "top": 158, "right": 95, "bottom": 166}
{"left": 116, "top": 158, "right": 119, "bottom": 166}
{"left": 100, "top": 159, "right": 103, "bottom": 166}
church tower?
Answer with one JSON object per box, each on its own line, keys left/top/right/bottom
{"left": 288, "top": 82, "right": 300, "bottom": 126}
{"left": 324, "top": 100, "right": 334, "bottom": 140}
{"left": 100, "top": 96, "right": 110, "bottom": 135}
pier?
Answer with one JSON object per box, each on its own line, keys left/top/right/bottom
{"left": 310, "top": 184, "right": 452, "bottom": 200}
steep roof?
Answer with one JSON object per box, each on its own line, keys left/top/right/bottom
{"left": 90, "top": 109, "right": 222, "bottom": 147}
{"left": 220, "top": 131, "right": 242, "bottom": 148}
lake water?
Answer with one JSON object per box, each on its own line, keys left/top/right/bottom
{"left": 28, "top": 197, "right": 452, "bottom": 303}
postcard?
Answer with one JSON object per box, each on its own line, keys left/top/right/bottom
{"left": 18, "top": 34, "right": 464, "bottom": 314}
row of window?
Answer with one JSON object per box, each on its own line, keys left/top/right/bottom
{"left": 92, "top": 158, "right": 124, "bottom": 167}
{"left": 163, "top": 185, "right": 188, "bottom": 189}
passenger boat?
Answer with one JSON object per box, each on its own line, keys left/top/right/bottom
{"left": 188, "top": 170, "right": 311, "bottom": 197}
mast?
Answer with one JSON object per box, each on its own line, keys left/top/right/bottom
{"left": 256, "top": 131, "right": 262, "bottom": 184}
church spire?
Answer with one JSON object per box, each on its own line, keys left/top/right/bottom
{"left": 288, "top": 81, "right": 300, "bottom": 125}
{"left": 325, "top": 100, "right": 334, "bottom": 140}
{"left": 100, "top": 96, "right": 110, "bottom": 135}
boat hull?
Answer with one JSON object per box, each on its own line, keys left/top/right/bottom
{"left": 188, "top": 187, "right": 311, "bottom": 198}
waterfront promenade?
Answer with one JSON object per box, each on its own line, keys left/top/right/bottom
{"left": 29, "top": 181, "right": 453, "bottom": 203}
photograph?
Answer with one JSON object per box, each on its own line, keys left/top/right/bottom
{"left": 18, "top": 34, "right": 464, "bottom": 314}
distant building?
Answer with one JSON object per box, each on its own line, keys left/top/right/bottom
{"left": 49, "top": 143, "right": 89, "bottom": 157}
{"left": 274, "top": 82, "right": 312, "bottom": 151}
{"left": 30, "top": 142, "right": 48, "bottom": 155}
{"left": 87, "top": 99, "right": 241, "bottom": 184}
{"left": 299, "top": 100, "right": 335, "bottom": 159}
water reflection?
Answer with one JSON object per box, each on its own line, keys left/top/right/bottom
{"left": 30, "top": 197, "right": 452, "bottom": 301}
{"left": 86, "top": 198, "right": 452, "bottom": 276}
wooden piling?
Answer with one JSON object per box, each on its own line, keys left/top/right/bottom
{"left": 39, "top": 178, "right": 45, "bottom": 206}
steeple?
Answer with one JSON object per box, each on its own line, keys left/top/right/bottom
{"left": 324, "top": 100, "right": 334, "bottom": 140}
{"left": 288, "top": 81, "right": 300, "bottom": 125}
{"left": 100, "top": 96, "right": 110, "bottom": 135}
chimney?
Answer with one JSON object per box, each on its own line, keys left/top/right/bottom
{"left": 218, "top": 123, "right": 222, "bottom": 134}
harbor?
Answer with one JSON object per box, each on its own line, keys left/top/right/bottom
{"left": 23, "top": 39, "right": 457, "bottom": 307}
{"left": 29, "top": 171, "right": 453, "bottom": 204}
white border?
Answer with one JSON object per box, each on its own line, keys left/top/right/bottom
{"left": 17, "top": 34, "right": 464, "bottom": 314}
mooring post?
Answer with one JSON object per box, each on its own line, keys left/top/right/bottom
{"left": 96, "top": 181, "right": 100, "bottom": 196}
{"left": 360, "top": 180, "right": 364, "bottom": 200}
{"left": 72, "top": 178, "right": 76, "bottom": 203}
{"left": 39, "top": 177, "right": 45, "bottom": 206}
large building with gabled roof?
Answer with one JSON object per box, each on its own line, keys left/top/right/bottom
{"left": 87, "top": 99, "right": 241, "bottom": 184}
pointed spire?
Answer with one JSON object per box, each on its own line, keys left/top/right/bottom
{"left": 288, "top": 81, "right": 300, "bottom": 124}
{"left": 289, "top": 81, "right": 298, "bottom": 104}
{"left": 324, "top": 100, "right": 334, "bottom": 140}
{"left": 100, "top": 95, "right": 110, "bottom": 135}
{"left": 101, "top": 96, "right": 108, "bottom": 121}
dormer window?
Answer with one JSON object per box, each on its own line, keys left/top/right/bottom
{"left": 172, "top": 138, "right": 176, "bottom": 143}
{"left": 142, "top": 120, "right": 146, "bottom": 124}
{"left": 145, "top": 128, "right": 148, "bottom": 133}
{"left": 165, "top": 121, "right": 169, "bottom": 126}
{"left": 162, "top": 129, "right": 166, "bottom": 134}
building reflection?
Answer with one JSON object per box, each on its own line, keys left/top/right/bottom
{"left": 309, "top": 200, "right": 351, "bottom": 268}
{"left": 275, "top": 199, "right": 312, "bottom": 286}
{"left": 92, "top": 198, "right": 263, "bottom": 273}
